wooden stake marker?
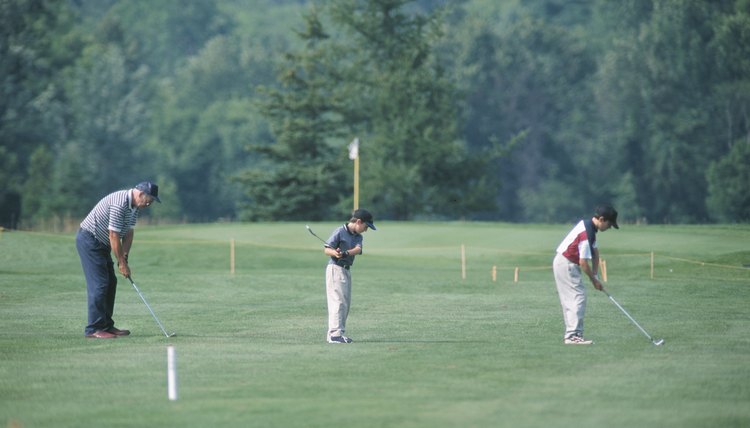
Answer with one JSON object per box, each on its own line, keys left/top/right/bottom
{"left": 230, "top": 239, "right": 236, "bottom": 275}
{"left": 514, "top": 267, "right": 519, "bottom": 283}
{"left": 492, "top": 265, "right": 497, "bottom": 282}
{"left": 650, "top": 251, "right": 655, "bottom": 279}
{"left": 461, "top": 244, "right": 466, "bottom": 280}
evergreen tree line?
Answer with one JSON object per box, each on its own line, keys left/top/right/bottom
{"left": 1, "top": 0, "right": 748, "bottom": 229}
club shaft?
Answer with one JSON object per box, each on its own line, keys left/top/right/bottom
{"left": 306, "top": 226, "right": 332, "bottom": 248}
{"left": 128, "top": 277, "right": 171, "bottom": 337}
{"left": 606, "top": 292, "right": 654, "bottom": 341}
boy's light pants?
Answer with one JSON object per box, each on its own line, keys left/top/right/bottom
{"left": 326, "top": 264, "right": 352, "bottom": 338}
{"left": 553, "top": 253, "right": 587, "bottom": 339}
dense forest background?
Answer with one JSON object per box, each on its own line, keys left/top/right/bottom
{"left": 2, "top": 0, "right": 749, "bottom": 229}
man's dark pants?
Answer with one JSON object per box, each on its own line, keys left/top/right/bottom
{"left": 76, "top": 229, "right": 118, "bottom": 335}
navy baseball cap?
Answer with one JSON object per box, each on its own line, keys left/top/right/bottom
{"left": 595, "top": 205, "right": 618, "bottom": 229}
{"left": 352, "top": 209, "right": 376, "bottom": 230}
{"left": 135, "top": 181, "right": 161, "bottom": 203}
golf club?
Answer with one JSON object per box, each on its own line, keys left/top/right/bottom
{"left": 126, "top": 275, "right": 175, "bottom": 338}
{"left": 305, "top": 225, "right": 332, "bottom": 248}
{"left": 602, "top": 287, "right": 663, "bottom": 346}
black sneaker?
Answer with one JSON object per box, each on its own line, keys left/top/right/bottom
{"left": 327, "top": 336, "right": 353, "bottom": 344}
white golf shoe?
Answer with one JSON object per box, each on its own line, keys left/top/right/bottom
{"left": 327, "top": 335, "right": 353, "bottom": 344}
{"left": 564, "top": 335, "right": 594, "bottom": 345}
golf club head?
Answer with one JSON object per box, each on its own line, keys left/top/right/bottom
{"left": 653, "top": 338, "right": 664, "bottom": 346}
{"left": 167, "top": 332, "right": 176, "bottom": 338}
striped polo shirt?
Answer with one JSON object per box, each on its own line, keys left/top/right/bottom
{"left": 556, "top": 219, "right": 597, "bottom": 265}
{"left": 80, "top": 189, "right": 139, "bottom": 247}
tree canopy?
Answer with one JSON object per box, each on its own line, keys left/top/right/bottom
{"left": 1, "top": 0, "right": 749, "bottom": 228}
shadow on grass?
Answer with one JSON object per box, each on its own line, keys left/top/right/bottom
{"left": 133, "top": 333, "right": 488, "bottom": 344}
{"left": 355, "top": 338, "right": 488, "bottom": 344}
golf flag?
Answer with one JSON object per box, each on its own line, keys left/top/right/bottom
{"left": 348, "top": 137, "right": 359, "bottom": 160}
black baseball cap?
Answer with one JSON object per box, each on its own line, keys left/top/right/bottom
{"left": 352, "top": 209, "right": 376, "bottom": 230}
{"left": 595, "top": 205, "right": 618, "bottom": 229}
{"left": 135, "top": 181, "right": 161, "bottom": 203}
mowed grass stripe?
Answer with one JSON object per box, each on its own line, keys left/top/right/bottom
{"left": 0, "top": 223, "right": 748, "bottom": 428}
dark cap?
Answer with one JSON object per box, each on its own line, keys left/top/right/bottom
{"left": 351, "top": 209, "right": 376, "bottom": 230}
{"left": 135, "top": 181, "right": 161, "bottom": 203}
{"left": 595, "top": 205, "right": 618, "bottom": 229}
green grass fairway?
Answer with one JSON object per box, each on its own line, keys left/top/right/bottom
{"left": 1, "top": 222, "right": 749, "bottom": 427}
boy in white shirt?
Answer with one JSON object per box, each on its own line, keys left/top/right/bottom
{"left": 553, "top": 205, "right": 618, "bottom": 344}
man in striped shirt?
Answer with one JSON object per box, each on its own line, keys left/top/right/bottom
{"left": 76, "top": 182, "right": 161, "bottom": 339}
{"left": 553, "top": 205, "right": 618, "bottom": 345}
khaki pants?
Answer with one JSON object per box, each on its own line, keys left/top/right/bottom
{"left": 553, "top": 253, "right": 587, "bottom": 339}
{"left": 326, "top": 264, "right": 352, "bottom": 338}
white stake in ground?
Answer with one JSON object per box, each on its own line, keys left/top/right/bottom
{"left": 167, "top": 345, "right": 178, "bottom": 400}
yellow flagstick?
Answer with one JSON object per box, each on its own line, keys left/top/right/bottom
{"left": 349, "top": 137, "right": 360, "bottom": 210}
{"left": 353, "top": 156, "right": 359, "bottom": 210}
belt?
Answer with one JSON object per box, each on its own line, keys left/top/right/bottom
{"left": 79, "top": 228, "right": 111, "bottom": 250}
{"left": 337, "top": 263, "right": 351, "bottom": 270}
